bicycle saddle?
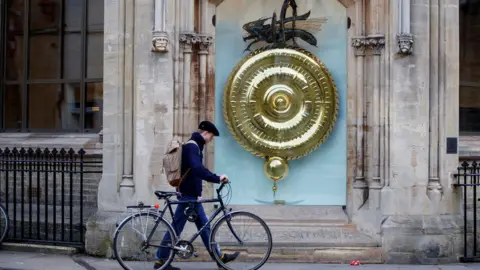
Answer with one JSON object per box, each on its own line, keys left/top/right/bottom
{"left": 154, "top": 190, "right": 177, "bottom": 199}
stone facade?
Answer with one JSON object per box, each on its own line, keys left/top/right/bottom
{"left": 8, "top": 0, "right": 464, "bottom": 264}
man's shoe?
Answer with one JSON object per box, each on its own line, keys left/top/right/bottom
{"left": 216, "top": 252, "right": 240, "bottom": 268}
{"left": 153, "top": 260, "right": 181, "bottom": 270}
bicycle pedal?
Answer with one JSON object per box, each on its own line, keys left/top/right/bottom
{"left": 193, "top": 252, "right": 199, "bottom": 258}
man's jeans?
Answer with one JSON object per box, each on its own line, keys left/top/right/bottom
{"left": 156, "top": 195, "right": 221, "bottom": 260}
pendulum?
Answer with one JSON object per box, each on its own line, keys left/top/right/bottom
{"left": 264, "top": 156, "right": 289, "bottom": 196}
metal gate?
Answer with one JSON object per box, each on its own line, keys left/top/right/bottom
{"left": 455, "top": 159, "right": 480, "bottom": 262}
{"left": 0, "top": 147, "right": 102, "bottom": 247}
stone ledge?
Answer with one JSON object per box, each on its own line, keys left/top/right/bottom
{"left": 0, "top": 133, "right": 102, "bottom": 155}
{"left": 460, "top": 135, "right": 480, "bottom": 157}
{"left": 0, "top": 242, "right": 81, "bottom": 255}
{"left": 184, "top": 246, "right": 385, "bottom": 264}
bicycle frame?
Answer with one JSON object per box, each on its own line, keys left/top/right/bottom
{"left": 126, "top": 182, "right": 243, "bottom": 250}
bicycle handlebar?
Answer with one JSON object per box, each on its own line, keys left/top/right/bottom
{"left": 216, "top": 181, "right": 228, "bottom": 194}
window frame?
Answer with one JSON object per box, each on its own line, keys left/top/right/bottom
{"left": 459, "top": 2, "right": 480, "bottom": 136}
{"left": 0, "top": 0, "right": 103, "bottom": 133}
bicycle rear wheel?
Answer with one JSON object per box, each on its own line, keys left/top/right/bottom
{"left": 0, "top": 204, "right": 8, "bottom": 244}
{"left": 210, "top": 211, "right": 272, "bottom": 270}
{"left": 113, "top": 212, "right": 176, "bottom": 270}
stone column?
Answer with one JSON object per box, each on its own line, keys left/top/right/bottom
{"left": 86, "top": 0, "right": 176, "bottom": 255}
{"left": 366, "top": 34, "right": 386, "bottom": 190}
{"left": 397, "top": 0, "right": 414, "bottom": 54}
{"left": 97, "top": 0, "right": 135, "bottom": 212}
{"left": 380, "top": 0, "right": 462, "bottom": 263}
{"left": 350, "top": 0, "right": 386, "bottom": 241}
{"left": 180, "top": 33, "right": 195, "bottom": 140}
{"left": 173, "top": 0, "right": 183, "bottom": 136}
{"left": 427, "top": 0, "right": 443, "bottom": 203}
{"left": 438, "top": 0, "right": 459, "bottom": 210}
{"left": 152, "top": 0, "right": 169, "bottom": 53}
{"left": 180, "top": 0, "right": 197, "bottom": 140}
{"left": 351, "top": 0, "right": 368, "bottom": 212}
{"left": 119, "top": 0, "right": 135, "bottom": 202}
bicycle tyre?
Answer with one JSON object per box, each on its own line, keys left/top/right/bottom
{"left": 113, "top": 211, "right": 176, "bottom": 270}
{"left": 0, "top": 204, "right": 8, "bottom": 244}
{"left": 209, "top": 211, "right": 273, "bottom": 270}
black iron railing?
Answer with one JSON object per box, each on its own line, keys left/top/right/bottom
{"left": 455, "top": 160, "right": 480, "bottom": 262}
{"left": 0, "top": 147, "right": 102, "bottom": 247}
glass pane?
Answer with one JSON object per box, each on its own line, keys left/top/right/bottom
{"left": 4, "top": 85, "right": 23, "bottom": 129}
{"left": 28, "top": 83, "right": 80, "bottom": 130}
{"left": 460, "top": 8, "right": 480, "bottom": 132}
{"left": 63, "top": 34, "right": 82, "bottom": 79}
{"left": 29, "top": 35, "right": 60, "bottom": 79}
{"left": 5, "top": 34, "right": 24, "bottom": 81}
{"left": 7, "top": 0, "right": 25, "bottom": 31}
{"left": 64, "top": 0, "right": 83, "bottom": 32}
{"left": 6, "top": 0, "right": 25, "bottom": 81}
{"left": 87, "top": 33, "right": 103, "bottom": 78}
{"left": 85, "top": 82, "right": 103, "bottom": 129}
{"left": 460, "top": 85, "right": 480, "bottom": 132}
{"left": 30, "top": 0, "right": 61, "bottom": 32}
{"left": 61, "top": 83, "right": 82, "bottom": 130}
{"left": 88, "top": 0, "right": 104, "bottom": 31}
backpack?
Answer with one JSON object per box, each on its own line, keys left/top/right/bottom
{"left": 162, "top": 138, "right": 199, "bottom": 187}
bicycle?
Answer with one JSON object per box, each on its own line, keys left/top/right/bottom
{"left": 113, "top": 182, "right": 273, "bottom": 270}
{"left": 0, "top": 203, "right": 8, "bottom": 244}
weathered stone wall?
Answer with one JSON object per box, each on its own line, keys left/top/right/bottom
{"left": 84, "top": 0, "right": 465, "bottom": 264}
{"left": 377, "top": 0, "right": 461, "bottom": 264}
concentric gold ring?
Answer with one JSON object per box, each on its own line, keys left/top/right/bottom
{"left": 223, "top": 47, "right": 339, "bottom": 160}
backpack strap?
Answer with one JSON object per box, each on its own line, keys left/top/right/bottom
{"left": 177, "top": 140, "right": 200, "bottom": 191}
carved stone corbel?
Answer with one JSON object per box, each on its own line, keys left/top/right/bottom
{"left": 179, "top": 32, "right": 199, "bottom": 53}
{"left": 152, "top": 0, "right": 169, "bottom": 53}
{"left": 365, "top": 35, "right": 386, "bottom": 55}
{"left": 199, "top": 34, "right": 213, "bottom": 54}
{"left": 397, "top": 33, "right": 414, "bottom": 55}
{"left": 397, "top": 0, "right": 414, "bottom": 55}
{"left": 152, "top": 31, "right": 169, "bottom": 53}
{"left": 351, "top": 36, "right": 367, "bottom": 56}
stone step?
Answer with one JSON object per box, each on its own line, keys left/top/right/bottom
{"left": 178, "top": 205, "right": 379, "bottom": 249}
{"left": 186, "top": 246, "right": 385, "bottom": 264}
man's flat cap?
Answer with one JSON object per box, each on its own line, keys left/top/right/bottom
{"left": 199, "top": 120, "right": 220, "bottom": 136}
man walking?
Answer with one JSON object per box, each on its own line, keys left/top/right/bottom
{"left": 155, "top": 121, "right": 240, "bottom": 270}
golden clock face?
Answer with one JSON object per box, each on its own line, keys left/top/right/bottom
{"left": 223, "top": 47, "right": 339, "bottom": 161}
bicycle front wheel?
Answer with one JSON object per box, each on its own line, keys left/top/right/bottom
{"left": 210, "top": 211, "right": 272, "bottom": 270}
{"left": 0, "top": 204, "right": 8, "bottom": 244}
{"left": 113, "top": 212, "right": 176, "bottom": 270}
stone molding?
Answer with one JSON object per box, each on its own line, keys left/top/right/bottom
{"left": 365, "top": 35, "right": 386, "bottom": 55}
{"left": 179, "top": 32, "right": 213, "bottom": 53}
{"left": 211, "top": 0, "right": 356, "bottom": 8}
{"left": 199, "top": 34, "right": 213, "bottom": 54}
{"left": 351, "top": 35, "right": 386, "bottom": 56}
{"left": 351, "top": 36, "right": 367, "bottom": 56}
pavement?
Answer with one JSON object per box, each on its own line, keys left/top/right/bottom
{"left": 3, "top": 251, "right": 480, "bottom": 270}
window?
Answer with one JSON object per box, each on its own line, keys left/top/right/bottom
{"left": 1, "top": 0, "right": 104, "bottom": 132}
{"left": 460, "top": 1, "right": 480, "bottom": 133}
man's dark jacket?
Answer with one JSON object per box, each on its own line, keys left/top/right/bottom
{"left": 179, "top": 132, "right": 221, "bottom": 197}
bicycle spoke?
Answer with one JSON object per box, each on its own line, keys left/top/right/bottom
{"left": 0, "top": 204, "right": 8, "bottom": 244}
{"left": 211, "top": 211, "right": 272, "bottom": 270}
{"left": 114, "top": 212, "right": 175, "bottom": 270}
